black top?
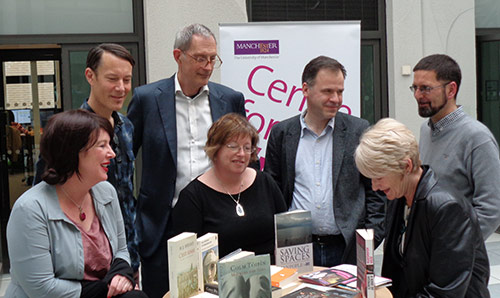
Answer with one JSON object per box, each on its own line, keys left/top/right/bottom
{"left": 382, "top": 166, "right": 490, "bottom": 298}
{"left": 171, "top": 170, "right": 287, "bottom": 258}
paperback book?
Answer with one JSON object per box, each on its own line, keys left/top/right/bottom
{"left": 218, "top": 252, "right": 272, "bottom": 298}
{"left": 299, "top": 267, "right": 355, "bottom": 287}
{"left": 168, "top": 232, "right": 201, "bottom": 298}
{"left": 197, "top": 233, "right": 219, "bottom": 292}
{"left": 281, "top": 286, "right": 358, "bottom": 298}
{"left": 356, "top": 229, "right": 375, "bottom": 298}
{"left": 270, "top": 266, "right": 298, "bottom": 288}
{"left": 274, "top": 210, "right": 313, "bottom": 273}
{"left": 330, "top": 264, "right": 392, "bottom": 290}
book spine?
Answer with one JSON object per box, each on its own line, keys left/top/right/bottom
{"left": 365, "top": 233, "right": 374, "bottom": 298}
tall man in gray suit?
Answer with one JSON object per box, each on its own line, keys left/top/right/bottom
{"left": 127, "top": 24, "right": 245, "bottom": 298}
{"left": 265, "top": 56, "right": 385, "bottom": 267}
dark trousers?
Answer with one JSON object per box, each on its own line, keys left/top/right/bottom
{"left": 312, "top": 234, "right": 346, "bottom": 267}
{"left": 140, "top": 233, "right": 169, "bottom": 298}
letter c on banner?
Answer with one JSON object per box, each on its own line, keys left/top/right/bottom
{"left": 340, "top": 105, "right": 352, "bottom": 115}
{"left": 247, "top": 65, "right": 273, "bottom": 96}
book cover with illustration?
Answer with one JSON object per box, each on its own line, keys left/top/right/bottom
{"left": 299, "top": 267, "right": 355, "bottom": 287}
{"left": 197, "top": 233, "right": 219, "bottom": 292}
{"left": 218, "top": 253, "right": 272, "bottom": 298}
{"left": 168, "top": 232, "right": 201, "bottom": 298}
{"left": 274, "top": 210, "right": 313, "bottom": 273}
{"left": 356, "top": 229, "right": 375, "bottom": 298}
{"left": 328, "top": 264, "right": 391, "bottom": 290}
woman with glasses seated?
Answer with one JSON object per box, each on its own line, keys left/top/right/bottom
{"left": 354, "top": 118, "right": 489, "bottom": 298}
{"left": 171, "top": 113, "right": 287, "bottom": 258}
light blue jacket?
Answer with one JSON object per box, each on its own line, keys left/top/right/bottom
{"left": 6, "top": 181, "right": 130, "bottom": 298}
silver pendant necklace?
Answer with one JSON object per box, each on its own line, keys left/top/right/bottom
{"left": 216, "top": 174, "right": 245, "bottom": 216}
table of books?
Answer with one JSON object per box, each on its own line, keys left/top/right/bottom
{"left": 163, "top": 266, "right": 392, "bottom": 298}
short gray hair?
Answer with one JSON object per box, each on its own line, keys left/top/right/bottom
{"left": 174, "top": 23, "right": 216, "bottom": 51}
{"left": 355, "top": 118, "right": 421, "bottom": 178}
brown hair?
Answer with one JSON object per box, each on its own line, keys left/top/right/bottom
{"left": 86, "top": 43, "right": 135, "bottom": 73}
{"left": 413, "top": 54, "right": 461, "bottom": 98}
{"left": 302, "top": 55, "right": 346, "bottom": 86}
{"left": 205, "top": 113, "right": 259, "bottom": 162}
{"left": 40, "top": 109, "right": 114, "bottom": 185}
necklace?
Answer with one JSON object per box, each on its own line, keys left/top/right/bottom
{"left": 216, "top": 175, "right": 245, "bottom": 217}
{"left": 61, "top": 187, "right": 86, "bottom": 221}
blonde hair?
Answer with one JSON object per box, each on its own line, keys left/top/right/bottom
{"left": 355, "top": 118, "right": 420, "bottom": 178}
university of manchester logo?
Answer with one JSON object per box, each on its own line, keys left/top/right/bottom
{"left": 234, "top": 40, "right": 279, "bottom": 55}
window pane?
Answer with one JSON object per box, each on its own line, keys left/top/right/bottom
{"left": 69, "top": 51, "right": 90, "bottom": 109}
{"left": 249, "top": 0, "right": 378, "bottom": 31}
{"left": 0, "top": 0, "right": 133, "bottom": 35}
{"left": 361, "top": 45, "right": 375, "bottom": 123}
{"left": 476, "top": 0, "right": 500, "bottom": 29}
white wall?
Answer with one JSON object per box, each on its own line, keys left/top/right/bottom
{"left": 142, "top": 0, "right": 248, "bottom": 84}
{"left": 386, "top": 0, "right": 476, "bottom": 138}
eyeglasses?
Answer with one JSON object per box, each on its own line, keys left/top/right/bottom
{"left": 226, "top": 143, "right": 255, "bottom": 154}
{"left": 182, "top": 51, "right": 223, "bottom": 68}
{"left": 409, "top": 82, "right": 451, "bottom": 94}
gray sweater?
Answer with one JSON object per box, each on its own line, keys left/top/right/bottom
{"left": 419, "top": 109, "right": 500, "bottom": 239}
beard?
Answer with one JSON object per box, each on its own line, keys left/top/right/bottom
{"left": 418, "top": 91, "right": 447, "bottom": 118}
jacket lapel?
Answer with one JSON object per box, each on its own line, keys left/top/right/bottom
{"left": 332, "top": 113, "right": 346, "bottom": 194}
{"left": 285, "top": 117, "right": 301, "bottom": 195}
{"left": 208, "top": 82, "right": 228, "bottom": 121}
{"left": 156, "top": 78, "right": 177, "bottom": 167}
{"left": 402, "top": 167, "right": 435, "bottom": 254}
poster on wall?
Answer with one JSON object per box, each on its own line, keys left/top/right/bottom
{"left": 219, "top": 21, "right": 360, "bottom": 165}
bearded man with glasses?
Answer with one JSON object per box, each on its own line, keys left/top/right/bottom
{"left": 413, "top": 54, "right": 500, "bottom": 240}
{"left": 127, "top": 23, "right": 245, "bottom": 298}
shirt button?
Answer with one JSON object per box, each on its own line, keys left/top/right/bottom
{"left": 316, "top": 182, "right": 320, "bottom": 186}
{"left": 316, "top": 205, "right": 321, "bottom": 209}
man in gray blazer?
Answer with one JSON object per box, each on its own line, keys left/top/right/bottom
{"left": 265, "top": 56, "right": 385, "bottom": 267}
{"left": 127, "top": 24, "right": 245, "bottom": 298}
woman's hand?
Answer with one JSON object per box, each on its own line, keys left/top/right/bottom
{"left": 107, "top": 274, "right": 133, "bottom": 297}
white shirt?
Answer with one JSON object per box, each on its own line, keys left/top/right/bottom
{"left": 173, "top": 74, "right": 212, "bottom": 207}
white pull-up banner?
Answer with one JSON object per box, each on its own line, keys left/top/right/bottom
{"left": 219, "top": 21, "right": 360, "bottom": 166}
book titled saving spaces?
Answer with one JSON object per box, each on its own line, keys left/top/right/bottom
{"left": 274, "top": 210, "right": 313, "bottom": 273}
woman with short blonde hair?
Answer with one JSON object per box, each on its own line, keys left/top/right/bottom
{"left": 354, "top": 118, "right": 489, "bottom": 298}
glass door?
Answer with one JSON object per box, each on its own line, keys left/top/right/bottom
{"left": 477, "top": 38, "right": 500, "bottom": 145}
{"left": 0, "top": 48, "right": 61, "bottom": 273}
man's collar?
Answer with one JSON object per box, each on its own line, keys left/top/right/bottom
{"left": 81, "top": 99, "right": 122, "bottom": 126}
{"left": 174, "top": 73, "right": 209, "bottom": 99}
{"left": 299, "top": 109, "right": 335, "bottom": 137}
{"left": 427, "top": 105, "right": 464, "bottom": 133}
